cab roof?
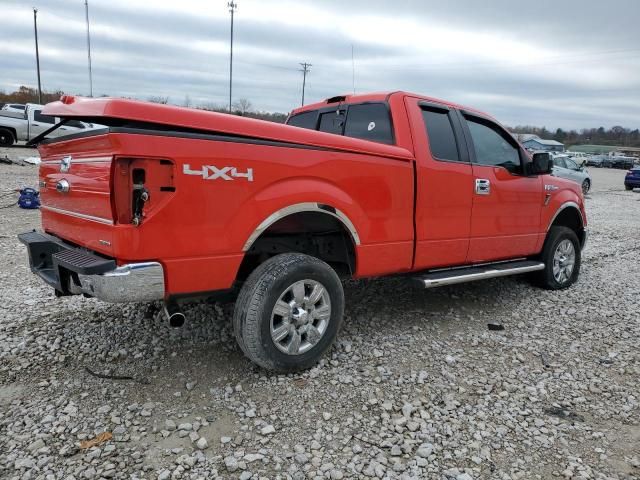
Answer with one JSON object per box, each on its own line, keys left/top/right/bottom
{"left": 290, "top": 91, "right": 490, "bottom": 119}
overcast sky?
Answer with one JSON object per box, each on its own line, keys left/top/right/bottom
{"left": 3, "top": 0, "right": 639, "bottom": 129}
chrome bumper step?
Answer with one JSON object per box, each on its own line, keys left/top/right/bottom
{"left": 412, "top": 260, "right": 545, "bottom": 289}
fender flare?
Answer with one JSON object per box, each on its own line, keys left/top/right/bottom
{"left": 547, "top": 201, "right": 584, "bottom": 231}
{"left": 242, "top": 202, "right": 361, "bottom": 252}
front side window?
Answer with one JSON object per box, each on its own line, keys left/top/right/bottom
{"left": 287, "top": 111, "right": 317, "bottom": 130}
{"left": 553, "top": 157, "right": 567, "bottom": 168}
{"left": 466, "top": 117, "right": 521, "bottom": 173}
{"left": 421, "top": 109, "right": 460, "bottom": 162}
{"left": 33, "top": 110, "right": 55, "bottom": 124}
{"left": 565, "top": 158, "right": 579, "bottom": 170}
{"left": 343, "top": 103, "right": 393, "bottom": 144}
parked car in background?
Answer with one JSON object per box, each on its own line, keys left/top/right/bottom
{"left": 624, "top": 167, "right": 640, "bottom": 190}
{"left": 551, "top": 153, "right": 591, "bottom": 194}
{"left": 0, "top": 103, "right": 29, "bottom": 120}
{"left": 609, "top": 154, "right": 635, "bottom": 170}
{"left": 0, "top": 103, "right": 98, "bottom": 146}
{"left": 1, "top": 103, "right": 26, "bottom": 113}
{"left": 585, "top": 155, "right": 604, "bottom": 167}
{"left": 567, "top": 151, "right": 590, "bottom": 165}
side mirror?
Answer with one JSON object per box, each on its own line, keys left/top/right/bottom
{"left": 530, "top": 152, "right": 553, "bottom": 175}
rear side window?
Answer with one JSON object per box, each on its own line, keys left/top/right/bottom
{"left": 421, "top": 109, "right": 460, "bottom": 161}
{"left": 319, "top": 110, "right": 346, "bottom": 135}
{"left": 343, "top": 103, "right": 393, "bottom": 144}
{"left": 287, "top": 111, "right": 317, "bottom": 130}
{"left": 33, "top": 110, "right": 55, "bottom": 124}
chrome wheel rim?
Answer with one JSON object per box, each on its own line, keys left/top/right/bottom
{"left": 582, "top": 180, "right": 590, "bottom": 194}
{"left": 552, "top": 239, "right": 575, "bottom": 284}
{"left": 270, "top": 279, "right": 331, "bottom": 355}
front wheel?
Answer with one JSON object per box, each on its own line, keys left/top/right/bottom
{"left": 534, "top": 226, "right": 581, "bottom": 290}
{"left": 625, "top": 184, "right": 633, "bottom": 191}
{"left": 581, "top": 179, "right": 591, "bottom": 195}
{"left": 233, "top": 253, "right": 344, "bottom": 372}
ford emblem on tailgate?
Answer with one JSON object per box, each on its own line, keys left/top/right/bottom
{"left": 60, "top": 156, "right": 72, "bottom": 172}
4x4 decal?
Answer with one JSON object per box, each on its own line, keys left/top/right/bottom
{"left": 183, "top": 164, "right": 254, "bottom": 182}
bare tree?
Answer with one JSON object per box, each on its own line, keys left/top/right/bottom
{"left": 232, "top": 98, "right": 252, "bottom": 116}
{"left": 148, "top": 96, "right": 169, "bottom": 104}
{"left": 183, "top": 94, "right": 192, "bottom": 108}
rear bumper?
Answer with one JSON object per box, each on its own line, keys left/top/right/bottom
{"left": 18, "top": 230, "right": 165, "bottom": 303}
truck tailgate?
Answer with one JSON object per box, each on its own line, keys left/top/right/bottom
{"left": 38, "top": 136, "right": 115, "bottom": 256}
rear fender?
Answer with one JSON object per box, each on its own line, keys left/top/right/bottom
{"left": 232, "top": 176, "right": 366, "bottom": 254}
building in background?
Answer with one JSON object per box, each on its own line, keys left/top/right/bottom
{"left": 520, "top": 135, "right": 565, "bottom": 152}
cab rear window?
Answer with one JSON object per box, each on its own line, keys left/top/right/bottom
{"left": 287, "top": 102, "right": 394, "bottom": 145}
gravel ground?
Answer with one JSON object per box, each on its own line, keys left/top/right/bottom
{"left": 0, "top": 147, "right": 638, "bottom": 480}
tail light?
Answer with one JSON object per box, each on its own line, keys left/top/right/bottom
{"left": 112, "top": 157, "right": 175, "bottom": 225}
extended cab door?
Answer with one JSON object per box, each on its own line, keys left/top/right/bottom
{"left": 458, "top": 112, "right": 543, "bottom": 262}
{"left": 406, "top": 98, "right": 473, "bottom": 269}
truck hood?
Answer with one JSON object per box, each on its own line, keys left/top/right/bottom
{"left": 42, "top": 96, "right": 413, "bottom": 161}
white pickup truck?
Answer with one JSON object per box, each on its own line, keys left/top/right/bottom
{"left": 0, "top": 103, "right": 98, "bottom": 146}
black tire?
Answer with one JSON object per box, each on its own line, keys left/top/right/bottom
{"left": 581, "top": 179, "right": 590, "bottom": 195}
{"left": 625, "top": 184, "right": 633, "bottom": 191}
{"left": 233, "top": 253, "right": 344, "bottom": 372}
{"left": 534, "top": 226, "right": 581, "bottom": 290}
{"left": 0, "top": 129, "right": 15, "bottom": 147}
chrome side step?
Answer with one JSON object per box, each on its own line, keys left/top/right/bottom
{"left": 412, "top": 260, "right": 545, "bottom": 289}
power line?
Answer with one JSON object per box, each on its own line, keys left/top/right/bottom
{"left": 85, "top": 0, "right": 93, "bottom": 97}
{"left": 300, "top": 62, "right": 311, "bottom": 106}
{"left": 33, "top": 8, "right": 42, "bottom": 104}
{"left": 228, "top": 1, "right": 237, "bottom": 112}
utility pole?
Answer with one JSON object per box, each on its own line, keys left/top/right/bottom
{"left": 228, "top": 1, "right": 237, "bottom": 112}
{"left": 300, "top": 62, "right": 311, "bottom": 106}
{"left": 85, "top": 0, "right": 93, "bottom": 97}
{"left": 351, "top": 45, "right": 355, "bottom": 94}
{"left": 33, "top": 8, "right": 42, "bottom": 104}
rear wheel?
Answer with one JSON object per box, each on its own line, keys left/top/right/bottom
{"left": 625, "top": 184, "right": 633, "bottom": 191}
{"left": 581, "top": 179, "right": 591, "bottom": 195}
{"left": 0, "top": 129, "right": 14, "bottom": 147}
{"left": 534, "top": 226, "right": 581, "bottom": 290}
{"left": 233, "top": 253, "right": 344, "bottom": 372}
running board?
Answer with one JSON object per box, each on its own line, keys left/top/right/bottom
{"left": 412, "top": 260, "right": 545, "bottom": 289}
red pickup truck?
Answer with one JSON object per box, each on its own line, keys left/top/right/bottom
{"left": 19, "top": 92, "right": 586, "bottom": 372}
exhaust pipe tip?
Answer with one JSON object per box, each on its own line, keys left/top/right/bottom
{"left": 164, "top": 301, "right": 185, "bottom": 328}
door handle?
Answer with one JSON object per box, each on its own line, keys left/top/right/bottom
{"left": 475, "top": 179, "right": 490, "bottom": 195}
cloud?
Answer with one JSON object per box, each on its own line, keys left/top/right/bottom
{"left": 2, "top": 0, "right": 639, "bottom": 129}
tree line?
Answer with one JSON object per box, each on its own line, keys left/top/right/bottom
{"left": 510, "top": 125, "right": 640, "bottom": 148}
{"left": 0, "top": 86, "right": 288, "bottom": 123}
{"left": 3, "top": 86, "right": 638, "bottom": 144}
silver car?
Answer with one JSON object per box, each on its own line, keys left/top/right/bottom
{"left": 551, "top": 154, "right": 591, "bottom": 194}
